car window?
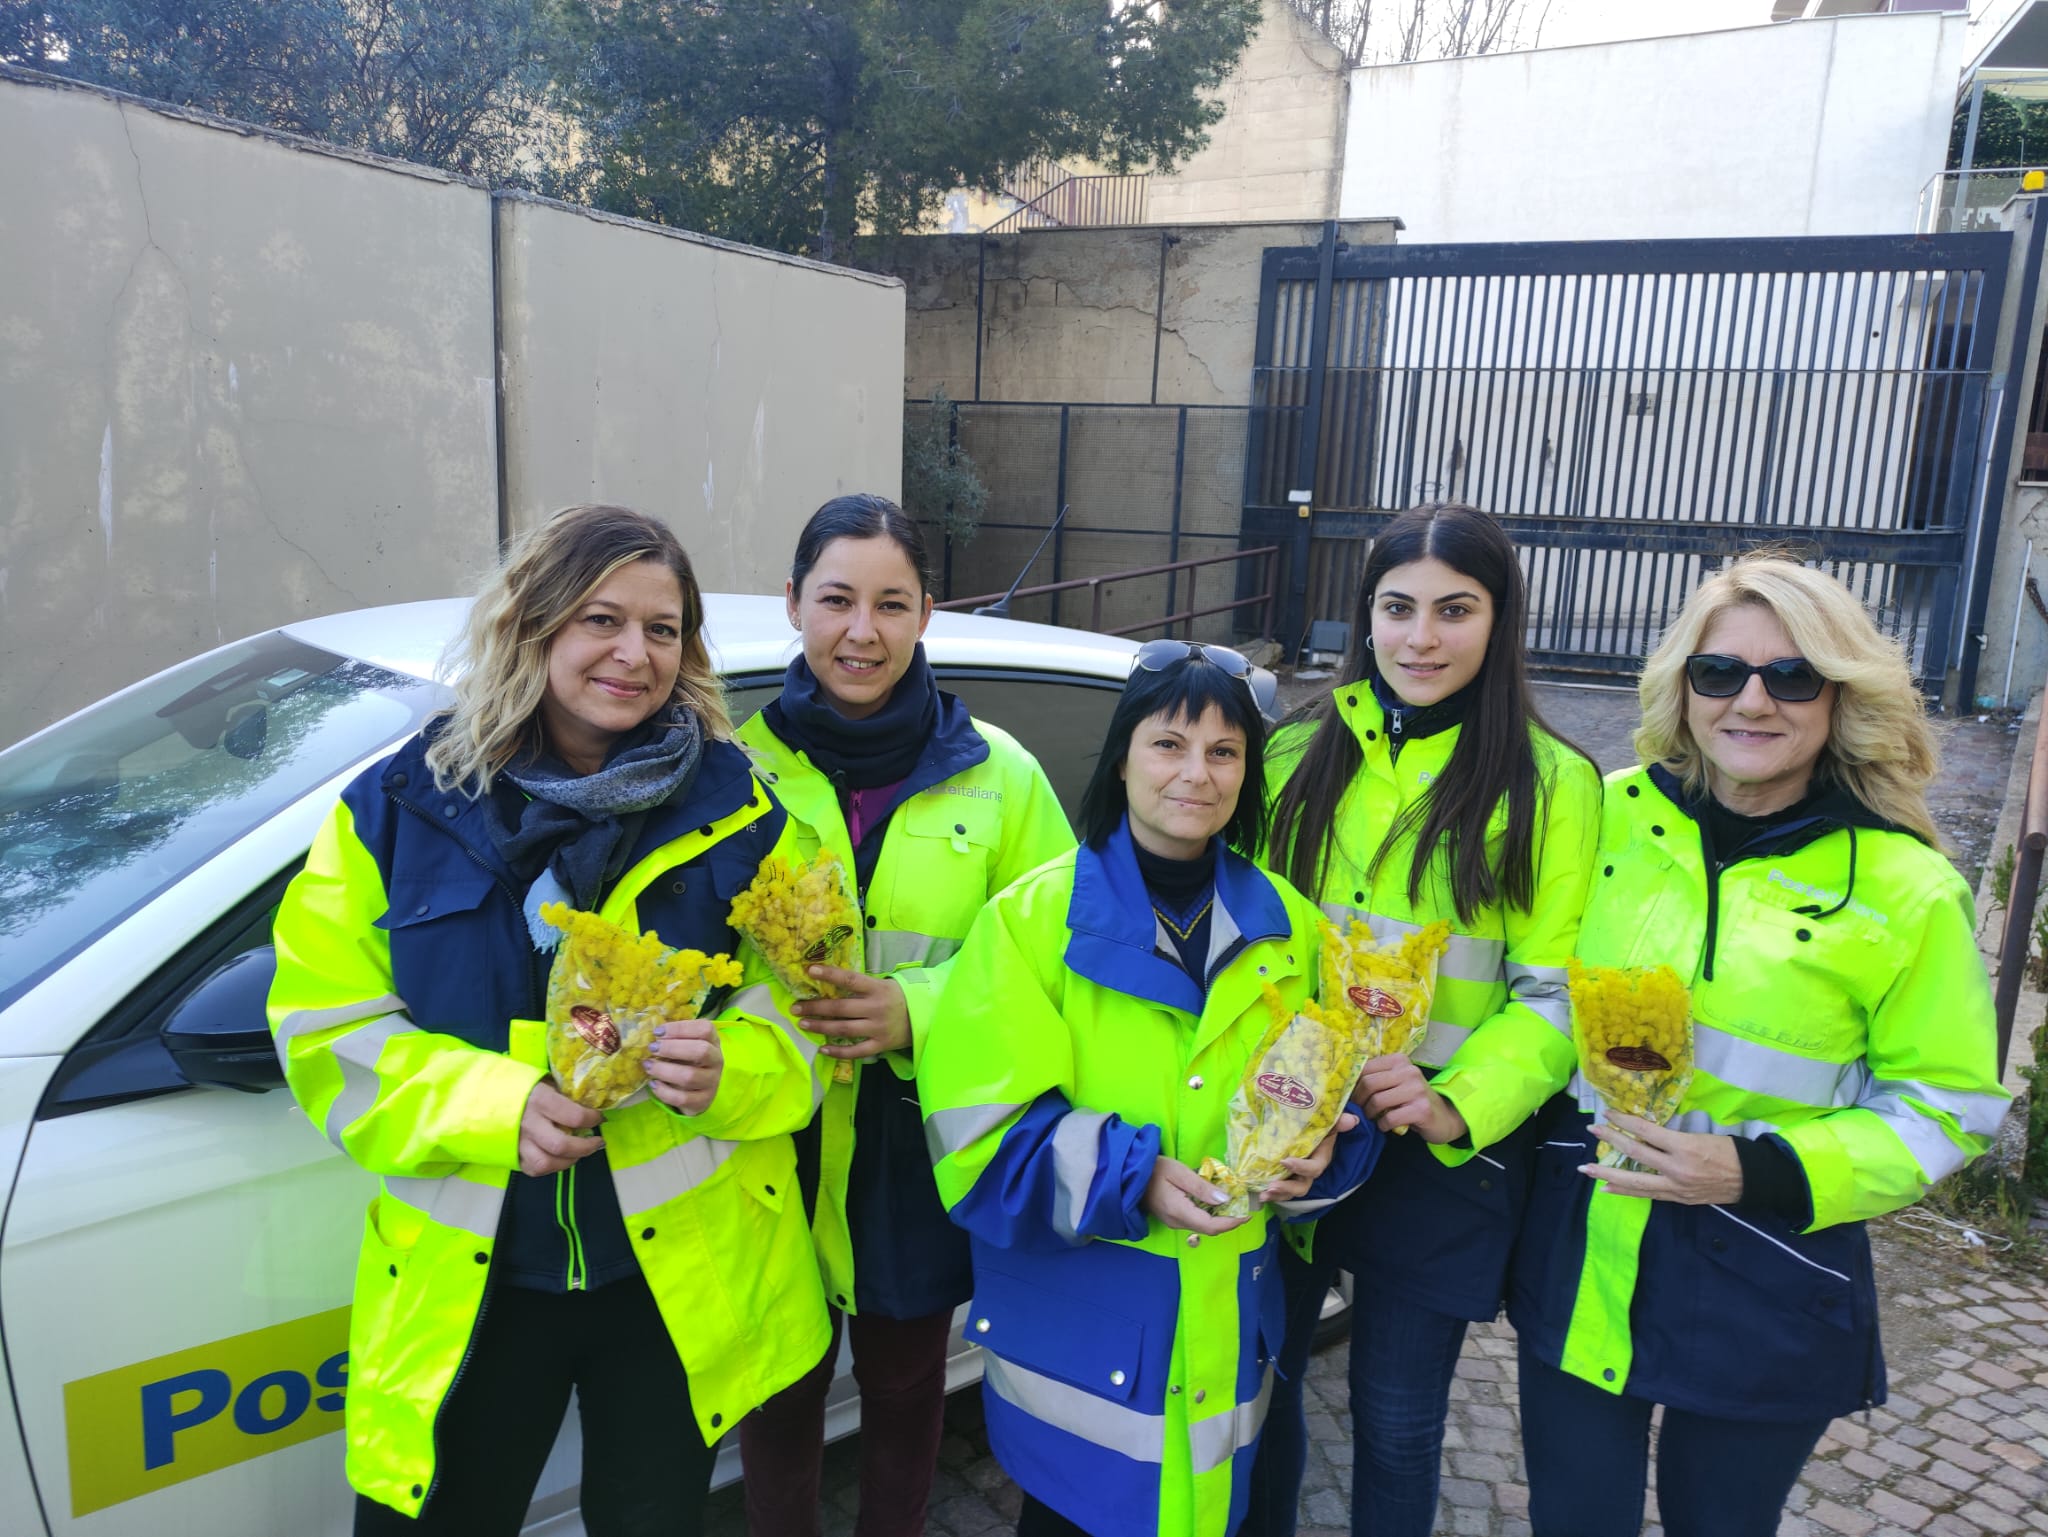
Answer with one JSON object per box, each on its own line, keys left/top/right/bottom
{"left": 0, "top": 635, "right": 444, "bottom": 1013}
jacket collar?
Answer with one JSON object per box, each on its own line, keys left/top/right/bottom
{"left": 745, "top": 691, "right": 990, "bottom": 829}
{"left": 381, "top": 731, "right": 757, "bottom": 887}
{"left": 1064, "top": 816, "right": 1291, "bottom": 1016}
{"left": 1645, "top": 762, "right": 1898, "bottom": 862}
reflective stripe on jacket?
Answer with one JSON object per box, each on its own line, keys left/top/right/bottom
{"left": 1507, "top": 764, "right": 2008, "bottom": 1421}
{"left": 736, "top": 710, "right": 1074, "bottom": 1314}
{"left": 918, "top": 822, "right": 1381, "bottom": 1537}
{"left": 267, "top": 733, "right": 831, "bottom": 1515}
{"left": 1264, "top": 688, "right": 1601, "bottom": 1316}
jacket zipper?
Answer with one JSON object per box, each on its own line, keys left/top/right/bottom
{"left": 558, "top": 1161, "right": 586, "bottom": 1290}
{"left": 385, "top": 789, "right": 538, "bottom": 1508}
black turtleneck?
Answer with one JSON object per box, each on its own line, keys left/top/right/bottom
{"left": 1368, "top": 671, "right": 1476, "bottom": 760}
{"left": 1134, "top": 838, "right": 1217, "bottom": 981}
{"left": 1698, "top": 786, "right": 1825, "bottom": 871}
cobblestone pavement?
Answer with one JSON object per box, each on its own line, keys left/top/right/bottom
{"left": 699, "top": 683, "right": 2043, "bottom": 1537}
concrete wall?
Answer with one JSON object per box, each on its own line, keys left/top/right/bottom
{"left": 498, "top": 198, "right": 903, "bottom": 597}
{"left": 0, "top": 70, "right": 497, "bottom": 746}
{"left": 1338, "top": 13, "right": 1969, "bottom": 242}
{"left": 0, "top": 69, "right": 904, "bottom": 747}
{"left": 856, "top": 218, "right": 1399, "bottom": 407}
{"left": 1144, "top": 0, "right": 1350, "bottom": 225}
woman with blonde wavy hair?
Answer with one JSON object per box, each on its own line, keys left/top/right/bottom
{"left": 269, "top": 504, "right": 829, "bottom": 1535}
{"left": 1506, "top": 552, "right": 2008, "bottom": 1537}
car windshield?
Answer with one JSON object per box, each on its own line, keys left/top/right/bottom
{"left": 0, "top": 633, "right": 444, "bottom": 1012}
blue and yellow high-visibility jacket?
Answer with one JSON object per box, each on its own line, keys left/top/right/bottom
{"left": 918, "top": 820, "right": 1382, "bottom": 1537}
{"left": 267, "top": 731, "right": 830, "bottom": 1515}
{"left": 1508, "top": 765, "right": 2008, "bottom": 1421}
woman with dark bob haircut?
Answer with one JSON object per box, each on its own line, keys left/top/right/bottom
{"left": 918, "top": 642, "right": 1385, "bottom": 1537}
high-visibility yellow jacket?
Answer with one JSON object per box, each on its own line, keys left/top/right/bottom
{"left": 267, "top": 733, "right": 829, "bottom": 1515}
{"left": 1508, "top": 765, "right": 2009, "bottom": 1420}
{"left": 919, "top": 820, "right": 1381, "bottom": 1537}
{"left": 1266, "top": 684, "right": 1602, "bottom": 1318}
{"left": 736, "top": 705, "right": 1073, "bottom": 1317}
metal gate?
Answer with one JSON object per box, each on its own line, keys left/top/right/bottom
{"left": 1243, "top": 229, "right": 2018, "bottom": 695}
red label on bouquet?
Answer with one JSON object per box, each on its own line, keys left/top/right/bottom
{"left": 1255, "top": 1073, "right": 1317, "bottom": 1110}
{"left": 1346, "top": 985, "right": 1404, "bottom": 1019}
{"left": 802, "top": 924, "right": 855, "bottom": 964}
{"left": 571, "top": 1005, "right": 621, "bottom": 1055}
{"left": 1605, "top": 1045, "right": 1672, "bottom": 1072}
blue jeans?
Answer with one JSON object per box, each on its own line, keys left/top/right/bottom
{"left": 1518, "top": 1342, "right": 1832, "bottom": 1537}
{"left": 1241, "top": 1245, "right": 1471, "bottom": 1537}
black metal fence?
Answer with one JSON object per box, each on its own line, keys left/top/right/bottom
{"left": 1246, "top": 232, "right": 2018, "bottom": 693}
{"left": 909, "top": 400, "right": 1253, "bottom": 641}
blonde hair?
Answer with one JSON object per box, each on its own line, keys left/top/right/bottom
{"left": 1634, "top": 554, "right": 1941, "bottom": 846}
{"left": 425, "top": 505, "right": 731, "bottom": 794}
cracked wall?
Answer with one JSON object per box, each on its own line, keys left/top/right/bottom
{"left": 858, "top": 219, "right": 1398, "bottom": 408}
{"left": 0, "top": 76, "right": 494, "bottom": 747}
{"left": 496, "top": 196, "right": 903, "bottom": 599}
{"left": 0, "top": 73, "right": 905, "bottom": 746}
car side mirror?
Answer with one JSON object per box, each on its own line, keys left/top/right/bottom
{"left": 162, "top": 946, "right": 284, "bottom": 1093}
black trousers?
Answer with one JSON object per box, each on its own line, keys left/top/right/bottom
{"left": 353, "top": 1272, "right": 717, "bottom": 1537}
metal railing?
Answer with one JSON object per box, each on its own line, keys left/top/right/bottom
{"left": 1919, "top": 166, "right": 2047, "bottom": 234}
{"left": 1994, "top": 697, "right": 2048, "bottom": 1076}
{"left": 986, "top": 168, "right": 1149, "bottom": 233}
{"left": 935, "top": 545, "right": 1280, "bottom": 640}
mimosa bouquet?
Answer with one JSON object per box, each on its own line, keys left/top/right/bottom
{"left": 1568, "top": 960, "right": 1695, "bottom": 1170}
{"left": 538, "top": 904, "right": 744, "bottom": 1111}
{"left": 727, "top": 849, "right": 866, "bottom": 1084}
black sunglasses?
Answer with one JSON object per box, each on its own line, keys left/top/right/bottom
{"left": 1683, "top": 653, "right": 1827, "bottom": 703}
{"left": 1132, "top": 639, "right": 1278, "bottom": 721}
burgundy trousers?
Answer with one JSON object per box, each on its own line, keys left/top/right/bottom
{"left": 739, "top": 1305, "right": 955, "bottom": 1537}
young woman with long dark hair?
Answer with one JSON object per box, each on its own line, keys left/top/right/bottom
{"left": 1243, "top": 504, "right": 1601, "bottom": 1537}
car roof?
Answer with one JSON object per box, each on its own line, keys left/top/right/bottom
{"left": 280, "top": 593, "right": 1139, "bottom": 684}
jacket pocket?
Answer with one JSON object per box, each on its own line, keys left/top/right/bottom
{"left": 374, "top": 868, "right": 498, "bottom": 931}
{"left": 968, "top": 1257, "right": 1148, "bottom": 1404}
{"left": 349, "top": 1196, "right": 424, "bottom": 1373}
{"left": 1677, "top": 1205, "right": 1873, "bottom": 1414}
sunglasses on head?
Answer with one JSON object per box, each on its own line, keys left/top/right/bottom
{"left": 1132, "top": 639, "right": 1278, "bottom": 721}
{"left": 1683, "top": 653, "right": 1827, "bottom": 702}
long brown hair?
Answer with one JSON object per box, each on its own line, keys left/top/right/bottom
{"left": 1267, "top": 504, "right": 1571, "bottom": 923}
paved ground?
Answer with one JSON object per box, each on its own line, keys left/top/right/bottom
{"left": 701, "top": 683, "right": 2045, "bottom": 1537}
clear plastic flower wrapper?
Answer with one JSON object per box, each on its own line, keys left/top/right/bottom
{"left": 726, "top": 849, "right": 866, "bottom": 1085}
{"left": 539, "top": 903, "right": 744, "bottom": 1111}
{"left": 1568, "top": 959, "right": 1695, "bottom": 1170}
{"left": 1199, "top": 984, "right": 1377, "bottom": 1218}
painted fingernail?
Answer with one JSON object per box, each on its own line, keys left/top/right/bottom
{"left": 652, "top": 1024, "right": 666, "bottom": 1038}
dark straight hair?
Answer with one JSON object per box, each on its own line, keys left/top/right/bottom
{"left": 790, "top": 493, "right": 932, "bottom": 596}
{"left": 1077, "top": 657, "right": 1271, "bottom": 856}
{"left": 1267, "top": 503, "right": 1571, "bottom": 924}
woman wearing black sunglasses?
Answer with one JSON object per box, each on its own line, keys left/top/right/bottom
{"left": 1507, "top": 553, "right": 2008, "bottom": 1536}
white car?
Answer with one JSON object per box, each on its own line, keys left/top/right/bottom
{"left": 0, "top": 595, "right": 1347, "bottom": 1535}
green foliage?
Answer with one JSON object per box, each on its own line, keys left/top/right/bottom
{"left": 9, "top": 0, "right": 572, "bottom": 180}
{"left": 1950, "top": 90, "right": 2048, "bottom": 171}
{"left": 902, "top": 390, "right": 987, "bottom": 549}
{"left": 1927, "top": 1157, "right": 2042, "bottom": 1265}
{"left": 559, "top": 0, "right": 1262, "bottom": 260}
